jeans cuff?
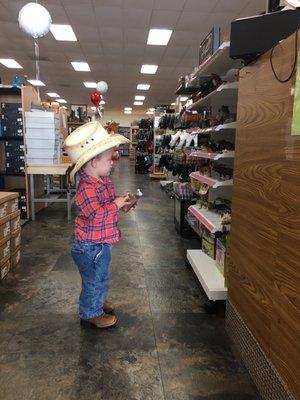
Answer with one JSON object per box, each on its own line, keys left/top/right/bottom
{"left": 80, "top": 310, "right": 104, "bottom": 320}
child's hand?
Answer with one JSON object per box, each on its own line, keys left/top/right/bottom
{"left": 114, "top": 194, "right": 131, "bottom": 210}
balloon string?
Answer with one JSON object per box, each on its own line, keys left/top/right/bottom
{"left": 34, "top": 39, "right": 40, "bottom": 101}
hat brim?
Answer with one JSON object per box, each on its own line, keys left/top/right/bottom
{"left": 69, "top": 134, "right": 130, "bottom": 182}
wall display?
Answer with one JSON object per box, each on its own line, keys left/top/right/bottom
{"left": 70, "top": 104, "right": 87, "bottom": 121}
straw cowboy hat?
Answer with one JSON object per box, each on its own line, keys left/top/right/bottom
{"left": 63, "top": 121, "right": 131, "bottom": 182}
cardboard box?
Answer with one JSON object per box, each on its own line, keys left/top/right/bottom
{"left": 7, "top": 197, "right": 19, "bottom": 215}
{"left": 0, "top": 236, "right": 10, "bottom": 260}
{"left": 0, "top": 215, "right": 10, "bottom": 241}
{"left": 202, "top": 229, "right": 216, "bottom": 259}
{"left": 0, "top": 192, "right": 18, "bottom": 220}
{"left": 10, "top": 246, "right": 21, "bottom": 269}
{"left": 0, "top": 257, "right": 10, "bottom": 280}
{"left": 10, "top": 189, "right": 27, "bottom": 220}
{"left": 10, "top": 229, "right": 21, "bottom": 252}
{"left": 10, "top": 210, "right": 21, "bottom": 233}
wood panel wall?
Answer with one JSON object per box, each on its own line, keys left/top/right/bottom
{"left": 229, "top": 32, "right": 300, "bottom": 398}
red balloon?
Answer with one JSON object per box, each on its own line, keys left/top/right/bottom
{"left": 90, "top": 90, "right": 102, "bottom": 107}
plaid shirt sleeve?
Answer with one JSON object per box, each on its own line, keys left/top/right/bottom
{"left": 76, "top": 185, "right": 119, "bottom": 221}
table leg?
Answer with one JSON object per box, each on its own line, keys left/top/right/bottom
{"left": 30, "top": 174, "right": 35, "bottom": 221}
{"left": 67, "top": 189, "right": 71, "bottom": 222}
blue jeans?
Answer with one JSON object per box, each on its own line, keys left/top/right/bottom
{"left": 71, "top": 239, "right": 112, "bottom": 320}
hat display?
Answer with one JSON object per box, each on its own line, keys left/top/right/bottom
{"left": 63, "top": 121, "right": 131, "bottom": 182}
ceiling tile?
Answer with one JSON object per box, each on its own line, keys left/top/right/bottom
{"left": 183, "top": 0, "right": 218, "bottom": 12}
{"left": 154, "top": 0, "right": 185, "bottom": 11}
{"left": 100, "top": 27, "right": 123, "bottom": 43}
{"left": 124, "top": 29, "right": 148, "bottom": 44}
{"left": 150, "top": 10, "right": 181, "bottom": 29}
{"left": 123, "top": 0, "right": 155, "bottom": 9}
{"left": 123, "top": 8, "right": 152, "bottom": 29}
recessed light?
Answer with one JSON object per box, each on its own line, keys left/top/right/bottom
{"left": 83, "top": 82, "right": 97, "bottom": 88}
{"left": 137, "top": 84, "right": 150, "bottom": 90}
{"left": 134, "top": 101, "right": 143, "bottom": 106}
{"left": 47, "top": 92, "right": 60, "bottom": 98}
{"left": 124, "top": 107, "right": 132, "bottom": 111}
{"left": 141, "top": 64, "right": 158, "bottom": 74}
{"left": 0, "top": 59, "right": 23, "bottom": 69}
{"left": 135, "top": 95, "right": 145, "bottom": 101}
{"left": 180, "top": 96, "right": 188, "bottom": 102}
{"left": 147, "top": 29, "right": 173, "bottom": 46}
{"left": 50, "top": 24, "right": 77, "bottom": 41}
{"left": 124, "top": 110, "right": 132, "bottom": 114}
{"left": 27, "top": 79, "right": 45, "bottom": 86}
{"left": 56, "top": 98, "right": 67, "bottom": 103}
{"left": 71, "top": 62, "right": 90, "bottom": 72}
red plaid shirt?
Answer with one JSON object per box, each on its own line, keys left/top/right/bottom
{"left": 74, "top": 171, "right": 121, "bottom": 244}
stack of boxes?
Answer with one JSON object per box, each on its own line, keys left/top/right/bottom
{"left": 0, "top": 192, "right": 21, "bottom": 280}
{"left": 25, "top": 110, "right": 62, "bottom": 164}
{"left": 0, "top": 103, "right": 25, "bottom": 174}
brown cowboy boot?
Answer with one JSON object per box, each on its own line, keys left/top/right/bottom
{"left": 80, "top": 313, "right": 117, "bottom": 329}
{"left": 103, "top": 301, "right": 114, "bottom": 314}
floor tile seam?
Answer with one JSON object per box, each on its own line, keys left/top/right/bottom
{"left": 134, "top": 213, "right": 167, "bottom": 400}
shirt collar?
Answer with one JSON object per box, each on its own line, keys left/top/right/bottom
{"left": 79, "top": 170, "right": 109, "bottom": 185}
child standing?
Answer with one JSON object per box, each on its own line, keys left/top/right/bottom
{"left": 64, "top": 121, "right": 131, "bottom": 329}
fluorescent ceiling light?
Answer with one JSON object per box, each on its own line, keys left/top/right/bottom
{"left": 171, "top": 102, "right": 176, "bottom": 105}
{"left": 71, "top": 62, "right": 90, "bottom": 72}
{"left": 56, "top": 98, "right": 67, "bottom": 103}
{"left": 147, "top": 29, "right": 173, "bottom": 46}
{"left": 124, "top": 110, "right": 132, "bottom": 114}
{"left": 146, "top": 111, "right": 154, "bottom": 115}
{"left": 180, "top": 96, "right": 188, "bottom": 101}
{"left": 50, "top": 24, "right": 77, "bottom": 41}
{"left": 124, "top": 107, "right": 132, "bottom": 111}
{"left": 47, "top": 92, "right": 59, "bottom": 98}
{"left": 141, "top": 64, "right": 158, "bottom": 74}
{"left": 148, "top": 108, "right": 155, "bottom": 112}
{"left": 0, "top": 59, "right": 23, "bottom": 69}
{"left": 137, "top": 84, "right": 150, "bottom": 90}
{"left": 135, "top": 95, "right": 145, "bottom": 101}
{"left": 134, "top": 101, "right": 143, "bottom": 106}
{"left": 83, "top": 82, "right": 97, "bottom": 88}
{"left": 28, "top": 79, "right": 45, "bottom": 86}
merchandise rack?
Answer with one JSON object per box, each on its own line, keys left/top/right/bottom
{"left": 190, "top": 172, "right": 233, "bottom": 188}
{"left": 181, "top": 40, "right": 239, "bottom": 305}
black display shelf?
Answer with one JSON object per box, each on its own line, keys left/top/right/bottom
{"left": 0, "top": 136, "right": 24, "bottom": 141}
{"left": 175, "top": 85, "right": 199, "bottom": 95}
{"left": 0, "top": 171, "right": 25, "bottom": 176}
{"left": 0, "top": 86, "right": 21, "bottom": 96}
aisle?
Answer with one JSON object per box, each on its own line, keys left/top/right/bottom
{"left": 0, "top": 158, "right": 259, "bottom": 400}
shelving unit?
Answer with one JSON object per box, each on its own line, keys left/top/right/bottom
{"left": 129, "top": 125, "right": 139, "bottom": 161}
{"left": 190, "top": 150, "right": 235, "bottom": 160}
{"left": 0, "top": 86, "right": 45, "bottom": 221}
{"left": 151, "top": 112, "right": 167, "bottom": 180}
{"left": 190, "top": 172, "right": 233, "bottom": 188}
{"left": 187, "top": 82, "right": 238, "bottom": 110}
{"left": 187, "top": 250, "right": 227, "bottom": 301}
{"left": 188, "top": 205, "right": 230, "bottom": 234}
{"left": 187, "top": 121, "right": 236, "bottom": 135}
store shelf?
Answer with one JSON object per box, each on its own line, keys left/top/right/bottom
{"left": 187, "top": 82, "right": 238, "bottom": 110}
{"left": 188, "top": 205, "right": 229, "bottom": 233}
{"left": 0, "top": 171, "right": 25, "bottom": 176}
{"left": 190, "top": 172, "right": 233, "bottom": 188}
{"left": 175, "top": 84, "right": 199, "bottom": 95}
{"left": 185, "top": 215, "right": 202, "bottom": 237}
{"left": 193, "top": 42, "right": 241, "bottom": 79}
{"left": 0, "top": 136, "right": 24, "bottom": 141}
{"left": 0, "top": 86, "right": 21, "bottom": 95}
{"left": 187, "top": 121, "right": 236, "bottom": 136}
{"left": 190, "top": 150, "right": 235, "bottom": 160}
{"left": 187, "top": 249, "right": 227, "bottom": 301}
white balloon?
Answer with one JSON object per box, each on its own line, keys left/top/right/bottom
{"left": 97, "top": 81, "right": 108, "bottom": 93}
{"left": 18, "top": 3, "right": 52, "bottom": 39}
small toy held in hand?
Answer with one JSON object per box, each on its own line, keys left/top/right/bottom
{"left": 122, "top": 189, "right": 143, "bottom": 213}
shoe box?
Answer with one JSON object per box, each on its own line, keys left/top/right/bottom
{"left": 3, "top": 140, "right": 25, "bottom": 173}
{"left": 10, "top": 188, "right": 27, "bottom": 220}
{"left": 0, "top": 102, "right": 23, "bottom": 138}
{"left": 202, "top": 229, "right": 216, "bottom": 259}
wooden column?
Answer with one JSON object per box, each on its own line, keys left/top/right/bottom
{"left": 229, "top": 32, "right": 300, "bottom": 399}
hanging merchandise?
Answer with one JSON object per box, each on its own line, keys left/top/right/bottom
{"left": 90, "top": 90, "right": 102, "bottom": 107}
{"left": 96, "top": 81, "right": 108, "bottom": 94}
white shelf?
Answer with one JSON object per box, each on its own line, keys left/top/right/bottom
{"left": 188, "top": 205, "right": 230, "bottom": 233}
{"left": 190, "top": 172, "right": 233, "bottom": 188}
{"left": 190, "top": 150, "right": 235, "bottom": 160}
{"left": 185, "top": 216, "right": 202, "bottom": 237}
{"left": 187, "top": 249, "right": 227, "bottom": 301}
{"left": 188, "top": 121, "right": 236, "bottom": 136}
{"left": 187, "top": 82, "right": 238, "bottom": 110}
{"left": 192, "top": 42, "right": 241, "bottom": 79}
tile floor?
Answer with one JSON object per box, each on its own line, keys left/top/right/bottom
{"left": 0, "top": 158, "right": 260, "bottom": 400}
